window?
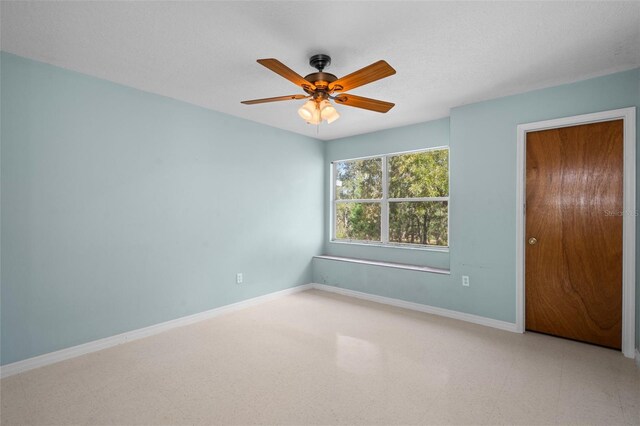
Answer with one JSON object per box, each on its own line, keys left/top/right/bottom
{"left": 332, "top": 148, "right": 449, "bottom": 248}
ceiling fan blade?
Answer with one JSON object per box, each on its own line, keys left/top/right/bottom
{"left": 334, "top": 94, "right": 395, "bottom": 113}
{"left": 241, "top": 94, "right": 308, "bottom": 105}
{"left": 257, "top": 58, "right": 316, "bottom": 91}
{"left": 329, "top": 60, "right": 396, "bottom": 92}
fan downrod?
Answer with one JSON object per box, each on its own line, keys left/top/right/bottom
{"left": 309, "top": 54, "right": 331, "bottom": 72}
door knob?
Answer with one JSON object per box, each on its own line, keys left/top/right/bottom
{"left": 528, "top": 237, "right": 538, "bottom": 245}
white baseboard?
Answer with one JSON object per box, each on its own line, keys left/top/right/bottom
{"left": 311, "top": 283, "right": 519, "bottom": 333}
{"left": 0, "top": 284, "right": 313, "bottom": 379}
{"left": 9, "top": 281, "right": 606, "bottom": 379}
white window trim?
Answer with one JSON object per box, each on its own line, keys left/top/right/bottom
{"left": 329, "top": 239, "right": 450, "bottom": 252}
{"left": 381, "top": 156, "right": 389, "bottom": 243}
{"left": 331, "top": 147, "right": 450, "bottom": 249}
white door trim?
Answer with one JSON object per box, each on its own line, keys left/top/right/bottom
{"left": 515, "top": 107, "right": 636, "bottom": 358}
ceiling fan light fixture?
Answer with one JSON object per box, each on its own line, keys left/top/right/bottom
{"left": 299, "top": 100, "right": 322, "bottom": 124}
{"left": 243, "top": 55, "right": 395, "bottom": 126}
{"left": 298, "top": 100, "right": 316, "bottom": 121}
{"left": 326, "top": 110, "right": 340, "bottom": 124}
{"left": 307, "top": 107, "right": 322, "bottom": 125}
{"left": 319, "top": 100, "right": 340, "bottom": 124}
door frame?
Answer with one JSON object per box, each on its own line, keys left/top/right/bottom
{"left": 515, "top": 107, "right": 636, "bottom": 358}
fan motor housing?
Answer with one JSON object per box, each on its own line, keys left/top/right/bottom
{"left": 309, "top": 54, "right": 331, "bottom": 71}
{"left": 304, "top": 72, "right": 337, "bottom": 82}
{"left": 304, "top": 71, "right": 337, "bottom": 90}
{"left": 304, "top": 54, "right": 337, "bottom": 93}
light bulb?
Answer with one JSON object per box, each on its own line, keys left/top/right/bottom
{"left": 298, "top": 100, "right": 316, "bottom": 121}
{"left": 298, "top": 100, "right": 322, "bottom": 124}
{"left": 324, "top": 107, "right": 340, "bottom": 124}
{"left": 307, "top": 106, "right": 321, "bottom": 125}
{"left": 320, "top": 100, "right": 340, "bottom": 124}
{"left": 318, "top": 99, "right": 330, "bottom": 113}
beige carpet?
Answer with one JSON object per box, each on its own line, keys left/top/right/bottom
{"left": 1, "top": 289, "right": 638, "bottom": 425}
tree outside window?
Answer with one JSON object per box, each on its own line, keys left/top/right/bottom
{"left": 333, "top": 148, "right": 449, "bottom": 247}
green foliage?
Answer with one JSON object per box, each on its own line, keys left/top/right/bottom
{"left": 334, "top": 149, "right": 449, "bottom": 246}
{"left": 336, "top": 203, "right": 381, "bottom": 241}
{"left": 388, "top": 150, "right": 449, "bottom": 245}
{"left": 389, "top": 201, "right": 448, "bottom": 245}
{"left": 335, "top": 158, "right": 382, "bottom": 200}
{"left": 389, "top": 150, "right": 449, "bottom": 198}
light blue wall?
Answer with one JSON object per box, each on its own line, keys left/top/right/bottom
{"left": 314, "top": 69, "right": 640, "bottom": 338}
{"left": 2, "top": 51, "right": 639, "bottom": 365}
{"left": 0, "top": 52, "right": 325, "bottom": 365}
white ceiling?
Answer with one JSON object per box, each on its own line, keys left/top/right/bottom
{"left": 2, "top": 1, "right": 639, "bottom": 140}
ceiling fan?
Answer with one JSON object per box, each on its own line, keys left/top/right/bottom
{"left": 241, "top": 54, "right": 396, "bottom": 125}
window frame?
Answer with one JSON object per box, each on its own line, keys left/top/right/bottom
{"left": 330, "top": 146, "right": 450, "bottom": 251}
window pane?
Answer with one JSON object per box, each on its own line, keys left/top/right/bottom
{"left": 389, "top": 201, "right": 448, "bottom": 246}
{"left": 335, "top": 202, "right": 381, "bottom": 241}
{"left": 335, "top": 158, "right": 382, "bottom": 200}
{"left": 388, "top": 149, "right": 449, "bottom": 198}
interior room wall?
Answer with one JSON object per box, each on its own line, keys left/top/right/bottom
{"left": 314, "top": 68, "right": 640, "bottom": 345}
{"left": 2, "top": 51, "right": 638, "bottom": 366}
{"left": 0, "top": 52, "right": 325, "bottom": 365}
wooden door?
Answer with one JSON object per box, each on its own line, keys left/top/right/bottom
{"left": 525, "top": 120, "right": 623, "bottom": 349}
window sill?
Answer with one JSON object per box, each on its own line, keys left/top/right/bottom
{"left": 314, "top": 255, "right": 451, "bottom": 275}
{"left": 329, "top": 240, "right": 450, "bottom": 253}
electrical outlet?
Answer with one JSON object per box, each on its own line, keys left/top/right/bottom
{"left": 236, "top": 273, "right": 243, "bottom": 284}
{"left": 462, "top": 275, "right": 470, "bottom": 287}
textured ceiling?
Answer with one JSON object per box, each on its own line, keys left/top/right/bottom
{"left": 2, "top": 1, "right": 639, "bottom": 140}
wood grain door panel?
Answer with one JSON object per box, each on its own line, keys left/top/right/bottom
{"left": 525, "top": 120, "right": 623, "bottom": 349}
